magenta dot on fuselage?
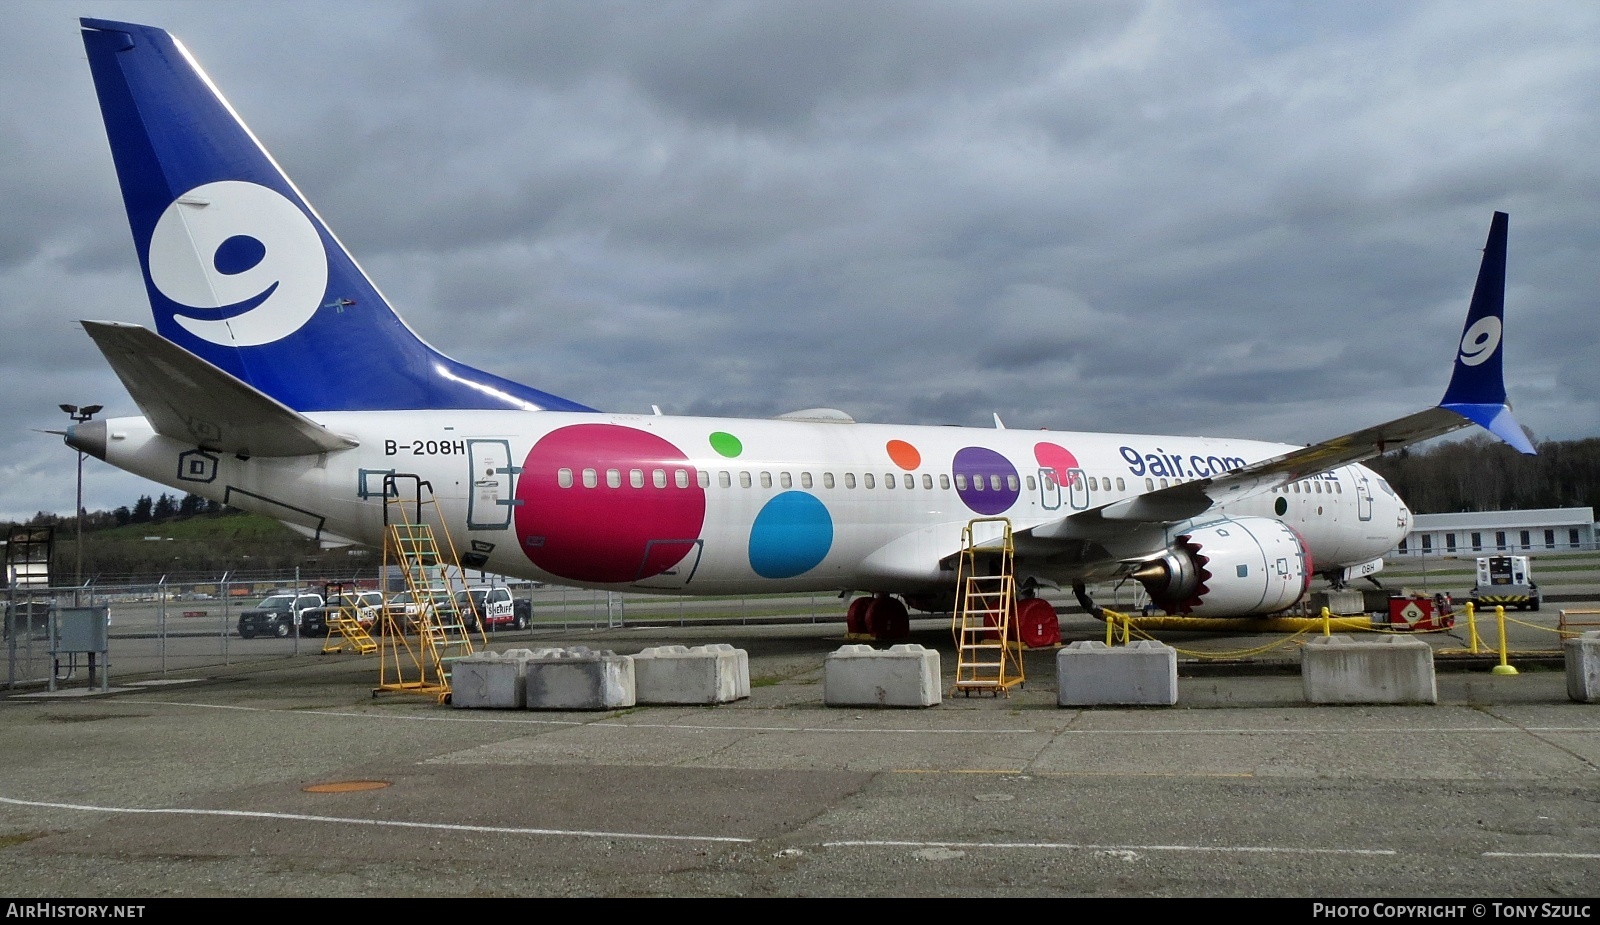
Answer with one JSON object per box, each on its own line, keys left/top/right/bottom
{"left": 1033, "top": 441, "right": 1080, "bottom": 487}
{"left": 514, "top": 424, "right": 706, "bottom": 584}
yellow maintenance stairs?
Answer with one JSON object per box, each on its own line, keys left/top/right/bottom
{"left": 320, "top": 581, "right": 378, "bottom": 655}
{"left": 950, "top": 517, "right": 1026, "bottom": 696}
{"left": 374, "top": 475, "right": 482, "bottom": 702}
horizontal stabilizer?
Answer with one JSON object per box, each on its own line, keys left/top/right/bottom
{"left": 81, "top": 321, "right": 357, "bottom": 457}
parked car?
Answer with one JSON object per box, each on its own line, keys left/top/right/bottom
{"left": 236, "top": 592, "right": 324, "bottom": 639}
{"left": 453, "top": 585, "right": 531, "bottom": 632}
{"left": 299, "top": 590, "right": 384, "bottom": 638}
{"left": 379, "top": 589, "right": 454, "bottom": 634}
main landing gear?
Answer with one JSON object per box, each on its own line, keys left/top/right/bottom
{"left": 843, "top": 592, "right": 1060, "bottom": 648}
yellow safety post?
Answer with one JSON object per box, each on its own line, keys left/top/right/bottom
{"left": 1105, "top": 611, "right": 1114, "bottom": 646}
{"left": 1491, "top": 604, "right": 1518, "bottom": 675}
{"left": 1321, "top": 606, "right": 1331, "bottom": 637}
{"left": 1465, "top": 602, "right": 1481, "bottom": 654}
{"left": 1121, "top": 611, "right": 1131, "bottom": 645}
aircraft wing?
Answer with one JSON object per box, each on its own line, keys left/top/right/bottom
{"left": 1026, "top": 406, "right": 1485, "bottom": 541}
{"left": 81, "top": 321, "right": 358, "bottom": 457}
{"left": 1026, "top": 211, "right": 1533, "bottom": 543}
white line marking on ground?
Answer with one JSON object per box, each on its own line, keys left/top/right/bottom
{"left": 1482, "top": 851, "right": 1600, "bottom": 860}
{"left": 0, "top": 795, "right": 749, "bottom": 844}
{"left": 824, "top": 839, "right": 1396, "bottom": 856}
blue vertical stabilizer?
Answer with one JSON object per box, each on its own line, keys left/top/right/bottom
{"left": 1438, "top": 212, "right": 1535, "bottom": 454}
{"left": 80, "top": 18, "right": 593, "bottom": 413}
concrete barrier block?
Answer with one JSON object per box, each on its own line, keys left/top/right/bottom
{"left": 824, "top": 643, "right": 940, "bottom": 708}
{"left": 524, "top": 646, "right": 635, "bottom": 710}
{"left": 1056, "top": 640, "right": 1178, "bottom": 706}
{"left": 1564, "top": 631, "right": 1600, "bottom": 703}
{"left": 449, "top": 649, "right": 534, "bottom": 709}
{"left": 1301, "top": 635, "right": 1437, "bottom": 704}
{"left": 634, "top": 644, "right": 750, "bottom": 704}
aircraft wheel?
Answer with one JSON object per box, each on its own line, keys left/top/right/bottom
{"left": 845, "top": 597, "right": 872, "bottom": 635}
{"left": 1015, "top": 598, "right": 1061, "bottom": 648}
{"left": 866, "top": 596, "right": 909, "bottom": 640}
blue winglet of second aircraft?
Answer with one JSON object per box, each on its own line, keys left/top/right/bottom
{"left": 1438, "top": 212, "right": 1536, "bottom": 455}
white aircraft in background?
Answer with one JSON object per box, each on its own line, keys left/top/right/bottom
{"left": 66, "top": 19, "right": 1535, "bottom": 634}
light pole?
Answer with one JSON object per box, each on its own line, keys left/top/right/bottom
{"left": 60, "top": 403, "right": 103, "bottom": 588}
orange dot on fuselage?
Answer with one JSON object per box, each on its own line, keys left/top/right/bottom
{"left": 886, "top": 439, "right": 921, "bottom": 470}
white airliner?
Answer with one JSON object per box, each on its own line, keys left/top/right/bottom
{"left": 66, "top": 19, "right": 1535, "bottom": 632}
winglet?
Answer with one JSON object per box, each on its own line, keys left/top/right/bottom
{"left": 1438, "top": 212, "right": 1536, "bottom": 455}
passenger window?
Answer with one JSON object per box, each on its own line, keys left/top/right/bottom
{"left": 1006, "top": 475, "right": 1019, "bottom": 492}
{"left": 718, "top": 471, "right": 731, "bottom": 489}
{"left": 1026, "top": 476, "right": 1036, "bottom": 491}
{"left": 864, "top": 473, "right": 876, "bottom": 489}
{"left": 845, "top": 473, "right": 857, "bottom": 489}
{"left": 883, "top": 473, "right": 894, "bottom": 489}
{"left": 1160, "top": 478, "right": 1169, "bottom": 489}
{"left": 740, "top": 472, "right": 752, "bottom": 488}
{"left": 923, "top": 474, "right": 933, "bottom": 490}
{"left": 582, "top": 468, "right": 597, "bottom": 489}
{"left": 905, "top": 474, "right": 915, "bottom": 489}
{"left": 824, "top": 473, "right": 835, "bottom": 489}
{"left": 781, "top": 472, "right": 792, "bottom": 489}
{"left": 801, "top": 472, "right": 813, "bottom": 489}
{"left": 606, "top": 469, "right": 621, "bottom": 489}
{"left": 940, "top": 474, "right": 951, "bottom": 490}
{"left": 653, "top": 469, "right": 667, "bottom": 489}
{"left": 630, "top": 469, "right": 644, "bottom": 489}
{"left": 1116, "top": 478, "right": 1125, "bottom": 491}
{"left": 973, "top": 475, "right": 984, "bottom": 492}
{"left": 698, "top": 470, "right": 710, "bottom": 488}
{"left": 557, "top": 468, "right": 573, "bottom": 489}
{"left": 760, "top": 472, "right": 772, "bottom": 489}
{"left": 675, "top": 469, "right": 689, "bottom": 489}
{"left": 1145, "top": 478, "right": 1153, "bottom": 492}
{"left": 955, "top": 474, "right": 967, "bottom": 491}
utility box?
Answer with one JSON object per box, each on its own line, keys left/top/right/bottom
{"left": 49, "top": 605, "right": 110, "bottom": 692}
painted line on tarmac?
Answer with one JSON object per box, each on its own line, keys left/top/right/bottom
{"left": 0, "top": 794, "right": 750, "bottom": 844}
{"left": 1482, "top": 851, "right": 1600, "bottom": 860}
{"left": 117, "top": 699, "right": 1036, "bottom": 734}
{"left": 824, "top": 839, "right": 1395, "bottom": 856}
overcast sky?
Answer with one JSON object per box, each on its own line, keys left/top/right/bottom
{"left": 3, "top": 0, "right": 1598, "bottom": 521}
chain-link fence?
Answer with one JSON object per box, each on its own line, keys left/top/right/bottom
{"left": 2, "top": 572, "right": 862, "bottom": 690}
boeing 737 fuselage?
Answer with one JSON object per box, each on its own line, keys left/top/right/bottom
{"left": 63, "top": 19, "right": 1534, "bottom": 628}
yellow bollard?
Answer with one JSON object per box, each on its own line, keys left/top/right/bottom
{"left": 1321, "top": 606, "right": 1331, "bottom": 637}
{"left": 1465, "top": 601, "right": 1480, "bottom": 654}
{"left": 1105, "top": 611, "right": 1114, "bottom": 646}
{"left": 1491, "top": 604, "right": 1518, "bottom": 675}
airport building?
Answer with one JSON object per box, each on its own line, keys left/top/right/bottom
{"left": 1392, "top": 507, "right": 1596, "bottom": 557}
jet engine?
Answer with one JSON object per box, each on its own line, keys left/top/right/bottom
{"left": 1131, "top": 517, "right": 1312, "bottom": 617}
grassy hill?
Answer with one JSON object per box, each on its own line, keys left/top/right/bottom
{"left": 53, "top": 511, "right": 375, "bottom": 584}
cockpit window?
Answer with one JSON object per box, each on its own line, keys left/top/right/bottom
{"left": 1376, "top": 478, "right": 1396, "bottom": 497}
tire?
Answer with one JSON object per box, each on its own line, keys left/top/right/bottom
{"left": 274, "top": 622, "right": 290, "bottom": 638}
{"left": 239, "top": 630, "right": 255, "bottom": 640}
{"left": 514, "top": 611, "right": 529, "bottom": 631}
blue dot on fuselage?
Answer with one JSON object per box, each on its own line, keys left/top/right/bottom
{"left": 748, "top": 491, "right": 833, "bottom": 579}
{"left": 214, "top": 235, "right": 266, "bottom": 275}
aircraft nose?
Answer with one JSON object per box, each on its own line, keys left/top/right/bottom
{"left": 65, "top": 420, "right": 107, "bottom": 460}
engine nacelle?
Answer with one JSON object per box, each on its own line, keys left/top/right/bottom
{"left": 1131, "top": 517, "right": 1312, "bottom": 617}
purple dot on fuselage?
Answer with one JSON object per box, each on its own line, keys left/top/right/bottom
{"left": 952, "top": 446, "right": 1019, "bottom": 515}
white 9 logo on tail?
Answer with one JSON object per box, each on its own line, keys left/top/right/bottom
{"left": 1458, "top": 316, "right": 1502, "bottom": 367}
{"left": 147, "top": 180, "right": 328, "bottom": 347}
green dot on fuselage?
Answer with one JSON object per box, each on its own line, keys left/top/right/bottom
{"left": 709, "top": 431, "right": 743, "bottom": 457}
